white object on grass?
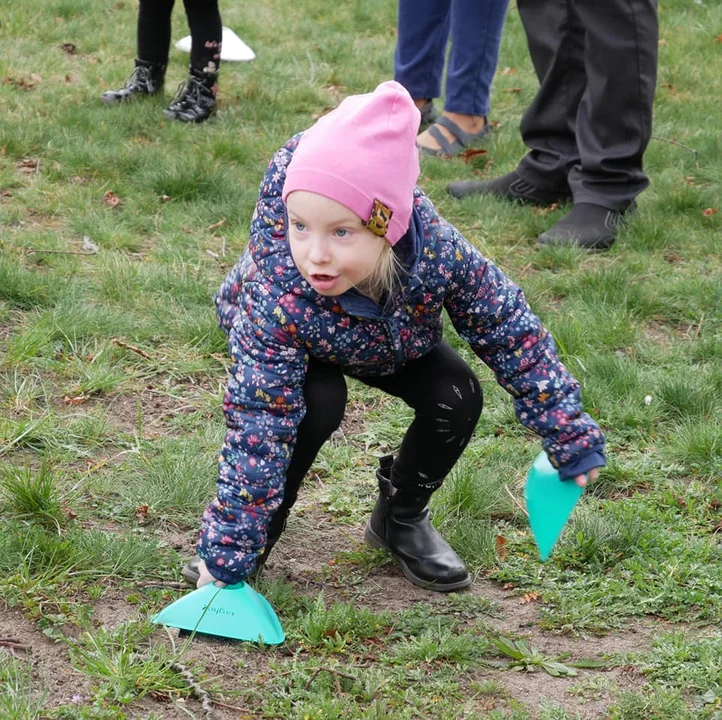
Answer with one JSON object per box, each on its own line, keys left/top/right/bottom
{"left": 174, "top": 27, "right": 256, "bottom": 62}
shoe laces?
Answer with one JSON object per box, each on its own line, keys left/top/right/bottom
{"left": 170, "top": 74, "right": 207, "bottom": 108}
{"left": 124, "top": 64, "right": 152, "bottom": 89}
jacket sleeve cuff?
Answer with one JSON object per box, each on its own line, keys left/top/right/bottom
{"left": 206, "top": 564, "right": 246, "bottom": 585}
{"left": 557, "top": 451, "right": 606, "bottom": 481}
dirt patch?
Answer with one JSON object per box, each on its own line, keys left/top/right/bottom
{"left": 0, "top": 607, "right": 95, "bottom": 708}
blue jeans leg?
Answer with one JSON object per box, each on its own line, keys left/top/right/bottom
{"left": 446, "top": 0, "right": 510, "bottom": 116}
{"left": 394, "top": 0, "right": 452, "bottom": 101}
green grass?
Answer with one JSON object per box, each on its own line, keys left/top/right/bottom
{"left": 0, "top": 0, "right": 720, "bottom": 717}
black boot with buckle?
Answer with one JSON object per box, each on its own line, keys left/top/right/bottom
{"left": 364, "top": 455, "right": 471, "bottom": 592}
{"left": 101, "top": 59, "right": 166, "bottom": 104}
{"left": 164, "top": 66, "right": 218, "bottom": 123}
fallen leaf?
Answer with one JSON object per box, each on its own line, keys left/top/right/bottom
{"left": 502, "top": 582, "right": 516, "bottom": 590}
{"left": 459, "top": 147, "right": 488, "bottom": 163}
{"left": 496, "top": 535, "right": 508, "bottom": 561}
{"left": 17, "top": 158, "right": 39, "bottom": 173}
{"left": 160, "top": 194, "right": 172, "bottom": 202}
{"left": 504, "top": 87, "right": 522, "bottom": 94}
{"left": 702, "top": 207, "right": 718, "bottom": 216}
{"left": 717, "top": 34, "right": 722, "bottom": 43}
{"left": 658, "top": 38, "right": 669, "bottom": 46}
{"left": 499, "top": 67, "right": 517, "bottom": 76}
{"left": 60, "top": 43, "right": 77, "bottom": 54}
{"left": 135, "top": 504, "right": 149, "bottom": 521}
{"left": 520, "top": 592, "right": 540, "bottom": 605}
{"left": 103, "top": 190, "right": 120, "bottom": 208}
{"left": 207, "top": 217, "right": 226, "bottom": 230}
{"left": 62, "top": 504, "right": 77, "bottom": 521}
{"left": 64, "top": 394, "right": 88, "bottom": 406}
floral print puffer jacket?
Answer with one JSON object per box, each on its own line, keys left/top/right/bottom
{"left": 198, "top": 136, "right": 605, "bottom": 583}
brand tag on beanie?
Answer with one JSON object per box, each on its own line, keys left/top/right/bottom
{"left": 365, "top": 198, "right": 393, "bottom": 238}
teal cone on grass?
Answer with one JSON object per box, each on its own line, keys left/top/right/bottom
{"left": 525, "top": 451, "right": 584, "bottom": 561}
{"left": 152, "top": 582, "right": 285, "bottom": 644}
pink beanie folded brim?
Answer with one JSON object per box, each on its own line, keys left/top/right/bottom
{"left": 282, "top": 81, "right": 421, "bottom": 246}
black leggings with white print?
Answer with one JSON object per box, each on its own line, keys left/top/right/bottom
{"left": 282, "top": 340, "right": 483, "bottom": 515}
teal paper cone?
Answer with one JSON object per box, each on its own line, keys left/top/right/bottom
{"left": 525, "top": 451, "right": 584, "bottom": 561}
{"left": 152, "top": 582, "right": 285, "bottom": 644}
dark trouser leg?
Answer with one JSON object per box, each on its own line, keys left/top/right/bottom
{"left": 182, "top": 0, "right": 223, "bottom": 72}
{"left": 137, "top": 0, "right": 175, "bottom": 64}
{"left": 569, "top": 0, "right": 658, "bottom": 209}
{"left": 360, "top": 342, "right": 483, "bottom": 592}
{"left": 517, "top": 0, "right": 658, "bottom": 208}
{"left": 516, "top": 0, "right": 585, "bottom": 193}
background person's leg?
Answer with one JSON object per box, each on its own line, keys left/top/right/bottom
{"left": 445, "top": 0, "right": 510, "bottom": 118}
{"left": 137, "top": 0, "right": 175, "bottom": 64}
{"left": 101, "top": 0, "right": 172, "bottom": 103}
{"left": 568, "top": 0, "right": 658, "bottom": 210}
{"left": 516, "top": 0, "right": 586, "bottom": 193}
{"left": 165, "top": 0, "right": 223, "bottom": 122}
{"left": 417, "top": 0, "right": 509, "bottom": 155}
{"left": 394, "top": 0, "right": 451, "bottom": 111}
{"left": 183, "top": 0, "right": 223, "bottom": 72}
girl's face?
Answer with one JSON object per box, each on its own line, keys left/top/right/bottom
{"left": 286, "top": 191, "right": 387, "bottom": 297}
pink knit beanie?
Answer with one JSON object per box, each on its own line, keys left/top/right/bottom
{"left": 282, "top": 81, "right": 421, "bottom": 246}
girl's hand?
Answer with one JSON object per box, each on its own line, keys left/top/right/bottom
{"left": 195, "top": 559, "right": 227, "bottom": 589}
{"left": 573, "top": 468, "right": 599, "bottom": 488}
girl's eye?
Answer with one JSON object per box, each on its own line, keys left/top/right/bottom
{"left": 293, "top": 221, "right": 306, "bottom": 232}
{"left": 334, "top": 228, "right": 349, "bottom": 238}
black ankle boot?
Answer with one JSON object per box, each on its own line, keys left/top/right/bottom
{"left": 101, "top": 59, "right": 166, "bottom": 104}
{"left": 164, "top": 67, "right": 218, "bottom": 123}
{"left": 364, "top": 456, "right": 471, "bottom": 592}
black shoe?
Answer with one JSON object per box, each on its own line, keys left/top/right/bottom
{"left": 447, "top": 170, "right": 571, "bottom": 206}
{"left": 537, "top": 202, "right": 632, "bottom": 250}
{"left": 164, "top": 67, "right": 218, "bottom": 123}
{"left": 364, "top": 456, "right": 470, "bottom": 592}
{"left": 101, "top": 59, "right": 166, "bottom": 104}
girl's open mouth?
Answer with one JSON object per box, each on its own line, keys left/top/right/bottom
{"left": 309, "top": 273, "right": 338, "bottom": 292}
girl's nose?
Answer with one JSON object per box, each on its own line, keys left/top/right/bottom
{"left": 308, "top": 236, "right": 331, "bottom": 264}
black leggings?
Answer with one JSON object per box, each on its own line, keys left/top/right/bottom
{"left": 137, "top": 0, "right": 222, "bottom": 70}
{"left": 280, "top": 342, "right": 483, "bottom": 514}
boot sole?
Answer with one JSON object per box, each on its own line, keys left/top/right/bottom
{"left": 364, "top": 524, "right": 471, "bottom": 592}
